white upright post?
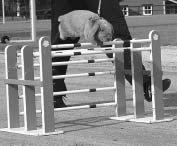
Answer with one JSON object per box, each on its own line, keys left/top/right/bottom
{"left": 2, "top": 0, "right": 5, "bottom": 24}
{"left": 16, "top": 0, "right": 20, "bottom": 17}
{"left": 114, "top": 51, "right": 126, "bottom": 117}
{"left": 163, "top": 1, "right": 166, "bottom": 15}
{"left": 21, "top": 46, "right": 37, "bottom": 131}
{"left": 30, "top": 0, "right": 36, "bottom": 41}
{"left": 131, "top": 42, "right": 145, "bottom": 118}
{"left": 39, "top": 37, "right": 55, "bottom": 134}
{"left": 150, "top": 31, "right": 164, "bottom": 120}
{"left": 5, "top": 46, "right": 20, "bottom": 129}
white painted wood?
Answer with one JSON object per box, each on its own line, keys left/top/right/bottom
{"left": 0, "top": 128, "right": 64, "bottom": 136}
{"left": 2, "top": 0, "right": 5, "bottom": 24}
{"left": 114, "top": 50, "right": 126, "bottom": 116}
{"left": 131, "top": 43, "right": 145, "bottom": 118}
{"left": 149, "top": 31, "right": 164, "bottom": 120}
{"left": 51, "top": 47, "right": 151, "bottom": 57}
{"left": 30, "top": 0, "right": 36, "bottom": 41}
{"left": 21, "top": 45, "right": 37, "bottom": 131}
{"left": 1, "top": 31, "right": 172, "bottom": 136}
{"left": 19, "top": 102, "right": 117, "bottom": 115}
{"left": 39, "top": 37, "right": 55, "bottom": 134}
{"left": 51, "top": 39, "right": 151, "bottom": 49}
{"left": 110, "top": 115, "right": 173, "bottom": 123}
{"left": 5, "top": 46, "right": 20, "bottom": 128}
{"left": 53, "top": 87, "right": 115, "bottom": 96}
{"left": 4, "top": 79, "right": 42, "bottom": 86}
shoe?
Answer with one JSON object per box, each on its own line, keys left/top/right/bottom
{"left": 54, "top": 96, "right": 67, "bottom": 108}
{"left": 162, "top": 79, "right": 171, "bottom": 91}
{"left": 1, "top": 35, "right": 10, "bottom": 44}
{"left": 144, "top": 78, "right": 171, "bottom": 102}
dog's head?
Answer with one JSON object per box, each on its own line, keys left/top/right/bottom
{"left": 84, "top": 16, "right": 114, "bottom": 45}
{"left": 97, "top": 18, "right": 114, "bottom": 42}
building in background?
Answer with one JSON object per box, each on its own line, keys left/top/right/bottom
{"left": 120, "top": 0, "right": 177, "bottom": 16}
{"left": 165, "top": 0, "right": 177, "bottom": 14}
{"left": 0, "top": 0, "right": 177, "bottom": 20}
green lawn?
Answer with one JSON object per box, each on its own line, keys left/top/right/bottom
{"left": 0, "top": 14, "right": 177, "bottom": 46}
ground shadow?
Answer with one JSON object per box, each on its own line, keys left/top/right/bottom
{"left": 54, "top": 115, "right": 125, "bottom": 133}
{"left": 51, "top": 93, "right": 177, "bottom": 133}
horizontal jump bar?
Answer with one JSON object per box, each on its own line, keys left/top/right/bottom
{"left": 52, "top": 70, "right": 151, "bottom": 79}
{"left": 34, "top": 71, "right": 115, "bottom": 80}
{"left": 18, "top": 48, "right": 109, "bottom": 57}
{"left": 17, "top": 58, "right": 114, "bottom": 68}
{"left": 33, "top": 69, "right": 150, "bottom": 80}
{"left": 53, "top": 86, "right": 116, "bottom": 96}
{"left": 3, "top": 79, "right": 42, "bottom": 86}
{"left": 19, "top": 102, "right": 116, "bottom": 115}
{"left": 18, "top": 69, "right": 150, "bottom": 99}
{"left": 17, "top": 48, "right": 113, "bottom": 57}
{"left": 51, "top": 47, "right": 151, "bottom": 57}
{"left": 51, "top": 58, "right": 114, "bottom": 66}
{"left": 29, "top": 86, "right": 116, "bottom": 98}
{"left": 17, "top": 46, "right": 151, "bottom": 57}
{"left": 52, "top": 71, "right": 115, "bottom": 79}
{"left": 51, "top": 39, "right": 151, "bottom": 49}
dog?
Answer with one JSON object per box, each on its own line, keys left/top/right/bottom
{"left": 58, "top": 10, "right": 114, "bottom": 45}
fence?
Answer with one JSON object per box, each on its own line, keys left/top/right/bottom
{"left": 0, "top": 30, "right": 173, "bottom": 136}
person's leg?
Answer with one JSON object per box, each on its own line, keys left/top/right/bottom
{"left": 51, "top": 0, "right": 90, "bottom": 108}
{"left": 84, "top": 0, "right": 171, "bottom": 102}
{"left": 52, "top": 55, "right": 70, "bottom": 108}
{"left": 52, "top": 37, "right": 80, "bottom": 108}
{"left": 106, "top": 40, "right": 171, "bottom": 102}
{"left": 122, "top": 45, "right": 171, "bottom": 102}
{"left": 123, "top": 43, "right": 171, "bottom": 102}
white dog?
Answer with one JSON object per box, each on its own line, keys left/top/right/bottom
{"left": 58, "top": 10, "right": 114, "bottom": 45}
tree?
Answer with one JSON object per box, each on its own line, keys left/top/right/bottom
{"left": 4, "top": 0, "right": 17, "bottom": 16}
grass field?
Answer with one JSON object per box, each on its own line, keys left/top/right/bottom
{"left": 1, "top": 47, "right": 177, "bottom": 146}
{"left": 1, "top": 14, "right": 177, "bottom": 46}
{"left": 0, "top": 16, "right": 177, "bottom": 145}
{"left": 0, "top": 45, "right": 177, "bottom": 146}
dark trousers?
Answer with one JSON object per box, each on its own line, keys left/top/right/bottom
{"left": 52, "top": 37, "right": 80, "bottom": 96}
{"left": 51, "top": 0, "right": 151, "bottom": 97}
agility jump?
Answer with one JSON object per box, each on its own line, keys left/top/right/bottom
{"left": 0, "top": 30, "right": 173, "bottom": 136}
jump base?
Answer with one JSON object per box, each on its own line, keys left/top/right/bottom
{"left": 0, "top": 128, "right": 64, "bottom": 136}
{"left": 110, "top": 115, "right": 173, "bottom": 124}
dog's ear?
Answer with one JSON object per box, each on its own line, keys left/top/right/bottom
{"left": 84, "top": 16, "right": 100, "bottom": 44}
{"left": 88, "top": 16, "right": 100, "bottom": 26}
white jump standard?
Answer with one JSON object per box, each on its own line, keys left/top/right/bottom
{"left": 0, "top": 30, "right": 173, "bottom": 136}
